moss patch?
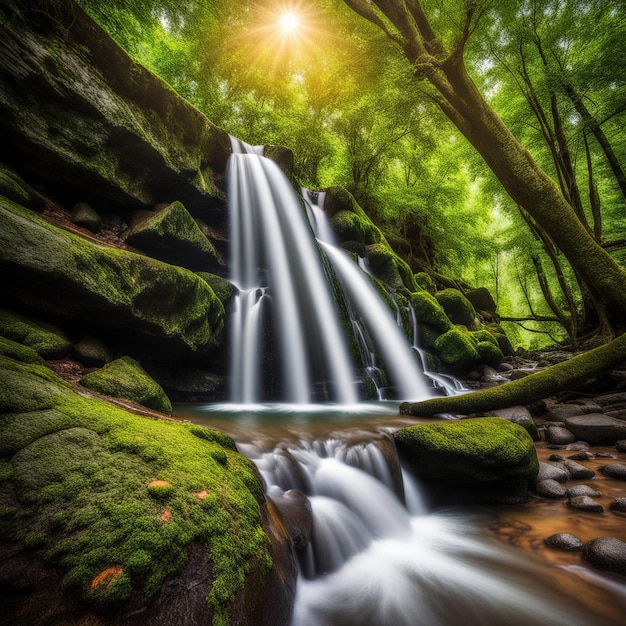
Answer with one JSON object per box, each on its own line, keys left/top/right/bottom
{"left": 410, "top": 292, "right": 451, "bottom": 332}
{"left": 0, "top": 307, "right": 71, "bottom": 358}
{"left": 196, "top": 273, "right": 235, "bottom": 308}
{"left": 434, "top": 326, "right": 480, "bottom": 369}
{"left": 0, "top": 354, "right": 271, "bottom": 622}
{"left": 0, "top": 335, "right": 45, "bottom": 365}
{"left": 80, "top": 356, "right": 172, "bottom": 415}
{"left": 434, "top": 289, "right": 478, "bottom": 329}
{"left": 394, "top": 417, "right": 539, "bottom": 483}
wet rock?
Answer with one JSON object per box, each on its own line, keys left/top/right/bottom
{"left": 605, "top": 408, "right": 626, "bottom": 421}
{"left": 491, "top": 406, "right": 540, "bottom": 441}
{"left": 536, "top": 461, "right": 570, "bottom": 484}
{"left": 567, "top": 451, "right": 594, "bottom": 461}
{"left": 565, "top": 441, "right": 589, "bottom": 451}
{"left": 566, "top": 485, "right": 601, "bottom": 498}
{"left": 599, "top": 464, "right": 626, "bottom": 480}
{"left": 545, "top": 405, "right": 585, "bottom": 421}
{"left": 583, "top": 537, "right": 626, "bottom": 576}
{"left": 596, "top": 452, "right": 614, "bottom": 458}
{"left": 559, "top": 460, "right": 595, "bottom": 479}
{"left": 567, "top": 496, "right": 604, "bottom": 513}
{"left": 609, "top": 498, "right": 626, "bottom": 513}
{"left": 73, "top": 335, "right": 113, "bottom": 367}
{"left": 544, "top": 533, "right": 584, "bottom": 551}
{"left": 535, "top": 479, "right": 565, "bottom": 499}
{"left": 549, "top": 454, "right": 565, "bottom": 462}
{"left": 545, "top": 426, "right": 576, "bottom": 445}
{"left": 267, "top": 489, "right": 313, "bottom": 551}
{"left": 565, "top": 399, "right": 603, "bottom": 414}
{"left": 71, "top": 201, "right": 101, "bottom": 233}
{"left": 616, "top": 440, "right": 626, "bottom": 452}
{"left": 565, "top": 414, "right": 626, "bottom": 444}
{"left": 595, "top": 392, "right": 626, "bottom": 410}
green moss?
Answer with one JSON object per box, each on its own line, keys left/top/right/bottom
{"left": 80, "top": 356, "right": 172, "bottom": 415}
{"left": 414, "top": 272, "right": 436, "bottom": 294}
{"left": 433, "top": 326, "right": 480, "bottom": 368}
{"left": 0, "top": 165, "right": 30, "bottom": 206}
{"left": 196, "top": 273, "right": 235, "bottom": 307}
{"left": 475, "top": 341, "right": 504, "bottom": 368}
{"left": 0, "top": 308, "right": 71, "bottom": 358}
{"left": 0, "top": 355, "right": 271, "bottom": 621}
{"left": 365, "top": 244, "right": 404, "bottom": 290}
{"left": 394, "top": 417, "right": 539, "bottom": 483}
{"left": 410, "top": 292, "right": 452, "bottom": 332}
{"left": 434, "top": 289, "right": 478, "bottom": 328}
{"left": 0, "top": 335, "right": 45, "bottom": 364}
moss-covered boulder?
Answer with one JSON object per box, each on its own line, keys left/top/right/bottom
{"left": 410, "top": 292, "right": 452, "bottom": 333}
{"left": 394, "top": 417, "right": 539, "bottom": 504}
{"left": 80, "top": 356, "right": 172, "bottom": 415}
{"left": 435, "top": 288, "right": 479, "bottom": 329}
{"left": 124, "top": 201, "right": 223, "bottom": 273}
{"left": 0, "top": 163, "right": 31, "bottom": 207}
{"left": 0, "top": 308, "right": 71, "bottom": 359}
{"left": 196, "top": 273, "right": 235, "bottom": 308}
{"left": 434, "top": 326, "right": 481, "bottom": 369}
{"left": 0, "top": 198, "right": 223, "bottom": 356}
{"left": 0, "top": 336, "right": 45, "bottom": 365}
{"left": 263, "top": 145, "right": 294, "bottom": 179}
{"left": 0, "top": 354, "right": 296, "bottom": 625}
{"left": 414, "top": 272, "right": 436, "bottom": 295}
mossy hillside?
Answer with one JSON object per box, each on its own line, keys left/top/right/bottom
{"left": 0, "top": 307, "right": 72, "bottom": 358}
{"left": 394, "top": 417, "right": 539, "bottom": 483}
{"left": 0, "top": 355, "right": 271, "bottom": 623}
{"left": 0, "top": 197, "right": 224, "bottom": 354}
{"left": 0, "top": 335, "right": 45, "bottom": 365}
{"left": 80, "top": 356, "right": 172, "bottom": 415}
{"left": 124, "top": 201, "right": 221, "bottom": 272}
{"left": 435, "top": 288, "right": 479, "bottom": 329}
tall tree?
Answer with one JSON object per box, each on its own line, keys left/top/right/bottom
{"left": 342, "top": 0, "right": 626, "bottom": 327}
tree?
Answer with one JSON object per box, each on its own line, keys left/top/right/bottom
{"left": 342, "top": 0, "right": 626, "bottom": 326}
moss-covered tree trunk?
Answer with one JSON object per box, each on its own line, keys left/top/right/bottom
{"left": 343, "top": 0, "right": 626, "bottom": 324}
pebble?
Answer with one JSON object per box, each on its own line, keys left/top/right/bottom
{"left": 565, "top": 441, "right": 590, "bottom": 451}
{"left": 536, "top": 462, "right": 570, "bottom": 484}
{"left": 567, "top": 496, "right": 604, "bottom": 513}
{"left": 536, "top": 479, "right": 565, "bottom": 499}
{"left": 545, "top": 426, "right": 576, "bottom": 445}
{"left": 548, "top": 454, "right": 565, "bottom": 462}
{"left": 567, "top": 451, "right": 594, "bottom": 461}
{"left": 584, "top": 537, "right": 626, "bottom": 576}
{"left": 544, "top": 533, "right": 584, "bottom": 551}
{"left": 609, "top": 498, "right": 626, "bottom": 513}
{"left": 600, "top": 464, "right": 626, "bottom": 480}
{"left": 559, "top": 459, "right": 595, "bottom": 479}
{"left": 566, "top": 485, "right": 601, "bottom": 498}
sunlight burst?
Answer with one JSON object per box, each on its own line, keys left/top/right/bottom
{"left": 279, "top": 11, "right": 301, "bottom": 34}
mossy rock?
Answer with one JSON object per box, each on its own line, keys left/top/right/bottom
{"left": 365, "top": 244, "right": 405, "bottom": 291}
{"left": 433, "top": 326, "right": 480, "bottom": 369}
{"left": 414, "top": 272, "right": 436, "bottom": 295}
{"left": 0, "top": 354, "right": 281, "bottom": 623}
{"left": 475, "top": 341, "right": 504, "bottom": 369}
{"left": 410, "top": 292, "right": 452, "bottom": 333}
{"left": 465, "top": 287, "right": 497, "bottom": 313}
{"left": 0, "top": 336, "right": 45, "bottom": 365}
{"left": 394, "top": 417, "right": 539, "bottom": 485}
{"left": 0, "top": 165, "right": 30, "bottom": 206}
{"left": 330, "top": 210, "right": 379, "bottom": 247}
{"left": 124, "top": 201, "right": 222, "bottom": 273}
{"left": 263, "top": 145, "right": 294, "bottom": 179}
{"left": 0, "top": 198, "right": 223, "bottom": 355}
{"left": 435, "top": 288, "right": 479, "bottom": 329}
{"left": 196, "top": 272, "right": 235, "bottom": 308}
{"left": 0, "top": 308, "right": 71, "bottom": 358}
{"left": 80, "top": 356, "right": 172, "bottom": 415}
{"left": 471, "top": 329, "right": 498, "bottom": 346}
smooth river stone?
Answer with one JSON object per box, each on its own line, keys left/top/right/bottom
{"left": 567, "top": 496, "right": 604, "bottom": 513}
{"left": 600, "top": 464, "right": 626, "bottom": 480}
{"left": 545, "top": 533, "right": 584, "bottom": 551}
{"left": 584, "top": 537, "right": 626, "bottom": 576}
{"left": 566, "top": 485, "right": 601, "bottom": 498}
{"left": 536, "top": 479, "right": 565, "bottom": 499}
{"left": 559, "top": 459, "right": 595, "bottom": 479}
{"left": 536, "top": 461, "right": 570, "bottom": 484}
{"left": 609, "top": 498, "right": 626, "bottom": 513}
{"left": 565, "top": 414, "right": 626, "bottom": 445}
{"left": 545, "top": 426, "right": 576, "bottom": 445}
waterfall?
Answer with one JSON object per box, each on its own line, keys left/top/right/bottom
{"left": 248, "top": 438, "right": 610, "bottom": 626}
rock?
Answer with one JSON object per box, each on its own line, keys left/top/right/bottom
{"left": 567, "top": 496, "right": 604, "bottom": 513}
{"left": 267, "top": 489, "right": 313, "bottom": 550}
{"left": 0, "top": 162, "right": 31, "bottom": 206}
{"left": 609, "top": 498, "right": 626, "bottom": 513}
{"left": 536, "top": 461, "right": 570, "bottom": 484}
{"left": 410, "top": 292, "right": 452, "bottom": 333}
{"left": 433, "top": 327, "right": 481, "bottom": 369}
{"left": 545, "top": 405, "right": 585, "bottom": 421}
{"left": 263, "top": 145, "right": 295, "bottom": 179}
{"left": 196, "top": 272, "right": 235, "bottom": 307}
{"left": 545, "top": 426, "right": 576, "bottom": 445}
{"left": 465, "top": 287, "right": 497, "bottom": 314}
{"left": 559, "top": 459, "right": 595, "bottom": 479}
{"left": 616, "top": 440, "right": 626, "bottom": 452}
{"left": 584, "top": 537, "right": 626, "bottom": 576}
{"left": 73, "top": 335, "right": 113, "bottom": 367}
{"left": 544, "top": 533, "right": 584, "bottom": 551}
{"left": 564, "top": 414, "right": 626, "bottom": 445}
{"left": 395, "top": 417, "right": 538, "bottom": 504}
{"left": 566, "top": 485, "right": 601, "bottom": 498}
{"left": 0, "top": 201, "right": 224, "bottom": 356}
{"left": 80, "top": 356, "right": 172, "bottom": 415}
{"left": 435, "top": 288, "right": 479, "bottom": 329}
{"left": 0, "top": 307, "right": 71, "bottom": 358}
{"left": 565, "top": 399, "right": 604, "bottom": 413}
{"left": 567, "top": 451, "right": 594, "bottom": 461}
{"left": 0, "top": 1, "right": 229, "bottom": 218}
{"left": 124, "top": 201, "right": 223, "bottom": 273}
{"left": 535, "top": 479, "right": 565, "bottom": 499}
{"left": 548, "top": 454, "right": 565, "bottom": 462}
{"left": 71, "top": 201, "right": 102, "bottom": 232}
{"left": 600, "top": 464, "right": 626, "bottom": 480}
{"left": 491, "top": 406, "right": 540, "bottom": 440}
{"left": 595, "top": 392, "right": 626, "bottom": 409}
{"left": 565, "top": 441, "right": 590, "bottom": 451}
{"left": 0, "top": 336, "right": 45, "bottom": 365}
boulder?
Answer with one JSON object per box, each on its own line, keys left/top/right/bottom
{"left": 434, "top": 326, "right": 480, "bottom": 369}
{"left": 394, "top": 417, "right": 538, "bottom": 504}
{"left": 535, "top": 479, "right": 565, "bottom": 499}
{"left": 80, "top": 356, "right": 172, "bottom": 415}
{"left": 544, "top": 533, "right": 584, "bottom": 551}
{"left": 465, "top": 287, "right": 497, "bottom": 314}
{"left": 599, "top": 464, "right": 626, "bottom": 480}
{"left": 435, "top": 288, "right": 479, "bottom": 329}
{"left": 0, "top": 199, "right": 224, "bottom": 356}
{"left": 409, "top": 292, "right": 451, "bottom": 332}
{"left": 567, "top": 496, "right": 604, "bottom": 513}
{"left": 489, "top": 406, "right": 540, "bottom": 441}
{"left": 535, "top": 461, "right": 570, "bottom": 484}
{"left": 566, "top": 485, "right": 601, "bottom": 498}
{"left": 559, "top": 459, "right": 595, "bottom": 479}
{"left": 71, "top": 201, "right": 102, "bottom": 233}
{"left": 545, "top": 426, "right": 576, "bottom": 445}
{"left": 124, "top": 201, "right": 223, "bottom": 273}
{"left": 73, "top": 335, "right": 113, "bottom": 367}
{"left": 564, "top": 414, "right": 626, "bottom": 445}
{"left": 584, "top": 537, "right": 626, "bottom": 576}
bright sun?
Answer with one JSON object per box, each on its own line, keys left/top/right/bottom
{"left": 278, "top": 11, "right": 301, "bottom": 34}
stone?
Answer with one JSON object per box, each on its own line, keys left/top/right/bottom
{"left": 567, "top": 496, "right": 604, "bottom": 513}
{"left": 565, "top": 441, "right": 590, "bottom": 451}
{"left": 600, "top": 464, "right": 626, "bottom": 480}
{"left": 616, "top": 440, "right": 626, "bottom": 452}
{"left": 584, "top": 537, "right": 626, "bottom": 576}
{"left": 124, "top": 201, "right": 223, "bottom": 273}
{"left": 72, "top": 201, "right": 102, "bottom": 233}
{"left": 535, "top": 479, "right": 565, "bottom": 499}
{"left": 559, "top": 459, "right": 595, "bottom": 479}
{"left": 548, "top": 454, "right": 565, "bottom": 462}
{"left": 489, "top": 407, "right": 540, "bottom": 441}
{"left": 545, "top": 405, "right": 585, "bottom": 421}
{"left": 545, "top": 426, "right": 576, "bottom": 445}
{"left": 465, "top": 287, "right": 497, "bottom": 314}
{"left": 267, "top": 489, "right": 313, "bottom": 551}
{"left": 0, "top": 163, "right": 31, "bottom": 206}
{"left": 535, "top": 461, "right": 570, "bottom": 484}
{"left": 566, "top": 485, "right": 601, "bottom": 498}
{"left": 544, "top": 533, "right": 584, "bottom": 551}
{"left": 564, "top": 414, "right": 626, "bottom": 445}
{"left": 609, "top": 498, "right": 626, "bottom": 513}
{"left": 567, "top": 451, "right": 594, "bottom": 461}
{"left": 73, "top": 335, "right": 113, "bottom": 367}
{"left": 80, "top": 356, "right": 172, "bottom": 415}
{"left": 435, "top": 288, "right": 479, "bottom": 329}
{"left": 595, "top": 392, "right": 626, "bottom": 409}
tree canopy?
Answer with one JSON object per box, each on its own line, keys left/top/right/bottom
{"left": 77, "top": 0, "right": 626, "bottom": 350}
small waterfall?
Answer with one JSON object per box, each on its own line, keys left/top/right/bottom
{"left": 250, "top": 438, "right": 611, "bottom": 626}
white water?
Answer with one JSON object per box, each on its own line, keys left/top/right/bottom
{"left": 249, "top": 437, "right": 620, "bottom": 626}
